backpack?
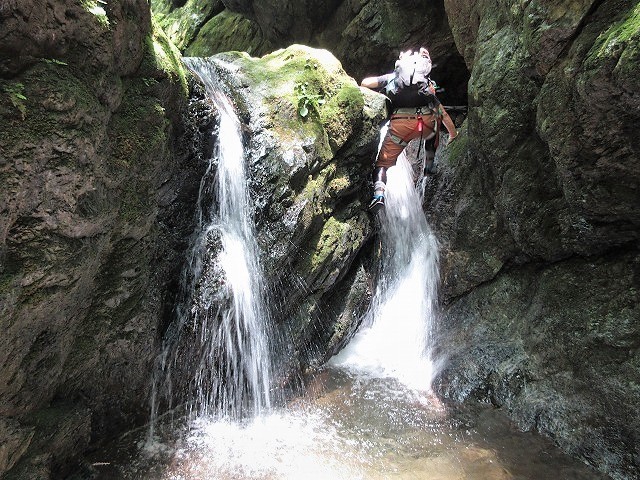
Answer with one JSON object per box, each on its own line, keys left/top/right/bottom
{"left": 385, "top": 51, "right": 432, "bottom": 95}
{"left": 395, "top": 51, "right": 432, "bottom": 88}
{"left": 384, "top": 54, "right": 438, "bottom": 111}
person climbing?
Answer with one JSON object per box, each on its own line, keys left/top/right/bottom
{"left": 361, "top": 47, "right": 459, "bottom": 211}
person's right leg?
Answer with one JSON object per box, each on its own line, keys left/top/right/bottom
{"left": 369, "top": 118, "right": 434, "bottom": 209}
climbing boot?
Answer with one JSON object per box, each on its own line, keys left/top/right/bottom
{"left": 368, "top": 194, "right": 385, "bottom": 213}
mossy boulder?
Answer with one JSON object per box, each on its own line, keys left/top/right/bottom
{"left": 151, "top": 0, "right": 224, "bottom": 51}
{"left": 189, "top": 44, "right": 385, "bottom": 368}
{"left": 185, "top": 9, "right": 273, "bottom": 57}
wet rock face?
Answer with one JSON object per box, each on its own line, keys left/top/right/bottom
{"left": 202, "top": 45, "right": 385, "bottom": 371}
{"left": 0, "top": 1, "right": 203, "bottom": 477}
{"left": 426, "top": 1, "right": 640, "bottom": 478}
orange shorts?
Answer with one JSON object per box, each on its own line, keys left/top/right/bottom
{"left": 375, "top": 115, "right": 437, "bottom": 168}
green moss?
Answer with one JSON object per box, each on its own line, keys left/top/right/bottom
{"left": 609, "top": 4, "right": 640, "bottom": 43}
{"left": 306, "top": 216, "right": 348, "bottom": 271}
{"left": 234, "top": 46, "right": 364, "bottom": 163}
{"left": 320, "top": 82, "right": 364, "bottom": 152}
{"left": 443, "top": 123, "right": 469, "bottom": 166}
{"left": 185, "top": 10, "right": 263, "bottom": 57}
{"left": 0, "top": 272, "right": 18, "bottom": 298}
{"left": 152, "top": 0, "right": 220, "bottom": 50}
{"left": 589, "top": 4, "right": 640, "bottom": 63}
{"left": 108, "top": 76, "right": 169, "bottom": 165}
{"left": 106, "top": 79, "right": 169, "bottom": 224}
{"left": 238, "top": 47, "right": 341, "bottom": 105}
{"left": 326, "top": 171, "right": 352, "bottom": 197}
{"left": 119, "top": 180, "right": 152, "bottom": 221}
{"left": 302, "top": 212, "right": 366, "bottom": 276}
{"left": 79, "top": 0, "right": 110, "bottom": 27}
{"left": 138, "top": 20, "right": 188, "bottom": 95}
{"left": 0, "top": 62, "right": 104, "bottom": 155}
{"left": 301, "top": 163, "right": 336, "bottom": 201}
{"left": 0, "top": 81, "right": 27, "bottom": 118}
{"left": 150, "top": 0, "right": 172, "bottom": 20}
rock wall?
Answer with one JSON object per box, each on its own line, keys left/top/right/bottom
{"left": 426, "top": 1, "right": 639, "bottom": 478}
{"left": 0, "top": 1, "right": 205, "bottom": 477}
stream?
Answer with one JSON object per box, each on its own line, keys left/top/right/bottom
{"left": 88, "top": 366, "right": 606, "bottom": 479}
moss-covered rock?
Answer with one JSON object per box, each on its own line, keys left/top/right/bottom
{"left": 151, "top": 0, "right": 224, "bottom": 51}
{"left": 185, "top": 9, "right": 271, "bottom": 57}
{"left": 187, "top": 45, "right": 383, "bottom": 370}
{"left": 0, "top": 1, "right": 200, "bottom": 477}
{"left": 433, "top": 251, "right": 640, "bottom": 479}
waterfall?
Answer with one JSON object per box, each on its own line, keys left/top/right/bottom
{"left": 330, "top": 149, "right": 439, "bottom": 391}
{"left": 150, "top": 58, "right": 277, "bottom": 433}
{"left": 105, "top": 64, "right": 596, "bottom": 480}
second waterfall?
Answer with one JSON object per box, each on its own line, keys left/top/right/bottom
{"left": 151, "top": 58, "right": 279, "bottom": 427}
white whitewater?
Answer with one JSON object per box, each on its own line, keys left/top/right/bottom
{"left": 115, "top": 77, "right": 601, "bottom": 480}
{"left": 185, "top": 58, "right": 275, "bottom": 418}
{"left": 330, "top": 150, "right": 440, "bottom": 392}
{"left": 149, "top": 58, "right": 275, "bottom": 432}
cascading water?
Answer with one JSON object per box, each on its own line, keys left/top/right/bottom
{"left": 330, "top": 145, "right": 439, "bottom": 392}
{"left": 96, "top": 71, "right": 606, "bottom": 480}
{"left": 150, "top": 57, "right": 276, "bottom": 432}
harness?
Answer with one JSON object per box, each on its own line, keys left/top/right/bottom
{"left": 388, "top": 106, "right": 441, "bottom": 149}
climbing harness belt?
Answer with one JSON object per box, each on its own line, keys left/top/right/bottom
{"left": 388, "top": 114, "right": 436, "bottom": 147}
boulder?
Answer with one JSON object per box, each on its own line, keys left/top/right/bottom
{"left": 186, "top": 44, "right": 386, "bottom": 374}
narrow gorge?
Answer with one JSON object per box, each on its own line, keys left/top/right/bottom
{"left": 1, "top": 1, "right": 638, "bottom": 479}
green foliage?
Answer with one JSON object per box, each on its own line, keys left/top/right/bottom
{"left": 295, "top": 81, "right": 325, "bottom": 118}
{"left": 591, "top": 3, "right": 640, "bottom": 59}
{"left": 2, "top": 81, "right": 27, "bottom": 118}
{"left": 293, "top": 58, "right": 329, "bottom": 118}
{"left": 42, "top": 58, "right": 68, "bottom": 66}
{"left": 146, "top": 19, "right": 189, "bottom": 95}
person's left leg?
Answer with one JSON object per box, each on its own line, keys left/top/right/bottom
{"left": 423, "top": 139, "right": 436, "bottom": 174}
{"left": 369, "top": 165, "right": 388, "bottom": 209}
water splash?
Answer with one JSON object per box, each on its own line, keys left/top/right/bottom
{"left": 150, "top": 58, "right": 277, "bottom": 436}
{"left": 331, "top": 150, "right": 439, "bottom": 391}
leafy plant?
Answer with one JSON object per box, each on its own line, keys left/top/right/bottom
{"left": 294, "top": 81, "right": 325, "bottom": 118}
{"left": 43, "top": 58, "right": 68, "bottom": 66}
{"left": 2, "top": 82, "right": 27, "bottom": 118}
{"left": 304, "top": 59, "right": 319, "bottom": 71}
